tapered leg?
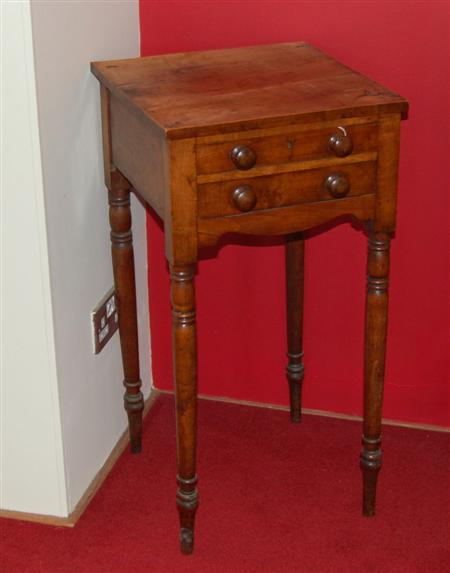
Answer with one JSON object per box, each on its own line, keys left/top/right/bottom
{"left": 108, "top": 187, "right": 143, "bottom": 453}
{"left": 360, "top": 233, "right": 391, "bottom": 516}
{"left": 285, "top": 233, "right": 305, "bottom": 423}
{"left": 170, "top": 264, "right": 199, "bottom": 554}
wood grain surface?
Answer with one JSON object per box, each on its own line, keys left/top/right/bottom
{"left": 91, "top": 42, "right": 408, "bottom": 138}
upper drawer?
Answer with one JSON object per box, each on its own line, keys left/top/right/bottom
{"left": 196, "top": 120, "right": 378, "bottom": 175}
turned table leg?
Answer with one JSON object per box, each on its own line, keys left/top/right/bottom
{"left": 285, "top": 233, "right": 305, "bottom": 423}
{"left": 170, "top": 264, "right": 199, "bottom": 554}
{"left": 360, "top": 233, "right": 391, "bottom": 516}
{"left": 108, "top": 186, "right": 143, "bottom": 453}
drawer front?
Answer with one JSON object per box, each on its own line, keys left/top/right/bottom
{"left": 196, "top": 120, "right": 378, "bottom": 176}
{"left": 198, "top": 161, "right": 376, "bottom": 219}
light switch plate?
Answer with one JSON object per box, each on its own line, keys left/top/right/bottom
{"left": 91, "top": 287, "right": 118, "bottom": 354}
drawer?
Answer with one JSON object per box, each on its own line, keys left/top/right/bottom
{"left": 198, "top": 161, "right": 376, "bottom": 219}
{"left": 196, "top": 120, "right": 378, "bottom": 175}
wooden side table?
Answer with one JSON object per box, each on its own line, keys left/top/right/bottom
{"left": 91, "top": 42, "right": 408, "bottom": 554}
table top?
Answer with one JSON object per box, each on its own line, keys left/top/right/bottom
{"left": 91, "top": 42, "right": 408, "bottom": 139}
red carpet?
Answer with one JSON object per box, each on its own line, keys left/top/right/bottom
{"left": 1, "top": 394, "right": 449, "bottom": 573}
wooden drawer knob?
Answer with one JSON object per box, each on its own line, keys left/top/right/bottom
{"left": 230, "top": 145, "right": 257, "bottom": 170}
{"left": 328, "top": 129, "right": 353, "bottom": 157}
{"left": 325, "top": 173, "right": 350, "bottom": 198}
{"left": 232, "top": 185, "right": 257, "bottom": 212}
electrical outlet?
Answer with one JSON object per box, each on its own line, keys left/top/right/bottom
{"left": 91, "top": 287, "right": 119, "bottom": 354}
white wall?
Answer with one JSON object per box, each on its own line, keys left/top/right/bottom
{"left": 1, "top": 1, "right": 150, "bottom": 516}
{"left": 1, "top": 1, "right": 67, "bottom": 516}
{"left": 30, "top": 0, "right": 150, "bottom": 512}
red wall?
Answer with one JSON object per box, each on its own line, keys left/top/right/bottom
{"left": 140, "top": 1, "right": 449, "bottom": 427}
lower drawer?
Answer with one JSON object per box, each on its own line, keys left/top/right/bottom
{"left": 198, "top": 161, "right": 376, "bottom": 219}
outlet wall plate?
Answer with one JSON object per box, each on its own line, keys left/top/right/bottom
{"left": 91, "top": 287, "right": 119, "bottom": 354}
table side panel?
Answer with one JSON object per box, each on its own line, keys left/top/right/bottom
{"left": 375, "top": 114, "right": 402, "bottom": 233}
{"left": 164, "top": 138, "right": 198, "bottom": 266}
{"left": 110, "top": 94, "right": 167, "bottom": 218}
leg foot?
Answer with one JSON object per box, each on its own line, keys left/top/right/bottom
{"left": 126, "top": 404, "right": 143, "bottom": 453}
{"left": 288, "top": 372, "right": 303, "bottom": 423}
{"left": 124, "top": 384, "right": 143, "bottom": 453}
{"left": 360, "top": 436, "right": 382, "bottom": 516}
{"left": 130, "top": 441, "right": 141, "bottom": 454}
{"left": 176, "top": 474, "right": 198, "bottom": 555}
{"left": 180, "top": 528, "right": 194, "bottom": 555}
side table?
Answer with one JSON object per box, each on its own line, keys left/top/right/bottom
{"left": 91, "top": 42, "right": 408, "bottom": 554}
